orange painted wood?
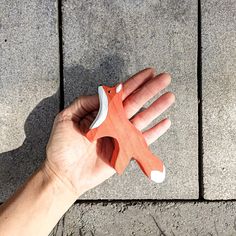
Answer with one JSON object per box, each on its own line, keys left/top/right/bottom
{"left": 85, "top": 83, "right": 165, "bottom": 182}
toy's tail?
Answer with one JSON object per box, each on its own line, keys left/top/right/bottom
{"left": 135, "top": 152, "right": 165, "bottom": 183}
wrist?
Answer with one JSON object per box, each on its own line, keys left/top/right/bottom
{"left": 40, "top": 161, "right": 78, "bottom": 202}
{"left": 0, "top": 163, "right": 78, "bottom": 235}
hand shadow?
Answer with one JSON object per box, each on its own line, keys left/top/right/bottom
{"left": 0, "top": 54, "right": 126, "bottom": 202}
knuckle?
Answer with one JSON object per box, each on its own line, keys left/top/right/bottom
{"left": 76, "top": 95, "right": 85, "bottom": 102}
{"left": 55, "top": 110, "right": 71, "bottom": 122}
{"left": 72, "top": 95, "right": 85, "bottom": 108}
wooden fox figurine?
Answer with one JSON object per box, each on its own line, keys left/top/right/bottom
{"left": 85, "top": 83, "right": 165, "bottom": 183}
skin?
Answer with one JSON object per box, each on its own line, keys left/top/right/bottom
{"left": 0, "top": 68, "right": 175, "bottom": 235}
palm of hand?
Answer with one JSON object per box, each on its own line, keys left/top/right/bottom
{"left": 46, "top": 111, "right": 114, "bottom": 195}
{"left": 45, "top": 68, "right": 175, "bottom": 197}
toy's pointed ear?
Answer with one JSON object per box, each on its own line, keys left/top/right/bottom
{"left": 116, "top": 83, "right": 122, "bottom": 93}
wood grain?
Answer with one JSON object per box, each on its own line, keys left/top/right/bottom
{"left": 85, "top": 84, "right": 165, "bottom": 183}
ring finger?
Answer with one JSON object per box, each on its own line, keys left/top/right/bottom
{"left": 130, "top": 92, "right": 175, "bottom": 131}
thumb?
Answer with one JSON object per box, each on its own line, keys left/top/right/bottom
{"left": 65, "top": 95, "right": 99, "bottom": 120}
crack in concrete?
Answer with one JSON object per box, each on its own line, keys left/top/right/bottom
{"left": 150, "top": 214, "right": 167, "bottom": 236}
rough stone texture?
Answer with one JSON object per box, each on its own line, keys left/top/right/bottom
{"left": 63, "top": 0, "right": 198, "bottom": 199}
{"left": 202, "top": 0, "right": 236, "bottom": 199}
{"left": 51, "top": 201, "right": 236, "bottom": 235}
{"left": 0, "top": 0, "right": 59, "bottom": 201}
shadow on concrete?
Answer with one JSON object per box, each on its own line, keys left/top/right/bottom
{"left": 63, "top": 54, "right": 126, "bottom": 104}
{"left": 0, "top": 54, "right": 126, "bottom": 202}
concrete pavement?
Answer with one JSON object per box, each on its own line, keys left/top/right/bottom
{"left": 0, "top": 0, "right": 59, "bottom": 201}
{"left": 0, "top": 0, "right": 236, "bottom": 234}
{"left": 50, "top": 201, "right": 236, "bottom": 235}
{"left": 62, "top": 0, "right": 199, "bottom": 199}
{"left": 202, "top": 0, "right": 236, "bottom": 199}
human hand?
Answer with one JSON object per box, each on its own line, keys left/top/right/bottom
{"left": 43, "top": 68, "right": 175, "bottom": 198}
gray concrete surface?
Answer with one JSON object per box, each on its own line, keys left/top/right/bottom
{"left": 0, "top": 0, "right": 59, "bottom": 201}
{"left": 202, "top": 0, "right": 236, "bottom": 199}
{"left": 0, "top": 0, "right": 236, "bottom": 234}
{"left": 51, "top": 201, "right": 236, "bottom": 236}
{"left": 63, "top": 0, "right": 199, "bottom": 199}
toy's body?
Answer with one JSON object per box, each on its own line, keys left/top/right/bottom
{"left": 85, "top": 83, "right": 165, "bottom": 183}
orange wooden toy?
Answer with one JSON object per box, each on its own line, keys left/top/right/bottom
{"left": 85, "top": 83, "right": 165, "bottom": 183}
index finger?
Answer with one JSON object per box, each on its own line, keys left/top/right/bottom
{"left": 122, "top": 68, "right": 155, "bottom": 100}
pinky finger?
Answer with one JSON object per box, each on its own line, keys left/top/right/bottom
{"left": 143, "top": 118, "right": 171, "bottom": 145}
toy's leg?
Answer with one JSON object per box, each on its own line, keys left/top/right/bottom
{"left": 135, "top": 152, "right": 165, "bottom": 183}
{"left": 110, "top": 138, "right": 130, "bottom": 175}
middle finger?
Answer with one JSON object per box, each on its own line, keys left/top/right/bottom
{"left": 123, "top": 73, "right": 171, "bottom": 119}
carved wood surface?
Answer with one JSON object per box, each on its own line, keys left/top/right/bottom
{"left": 85, "top": 83, "right": 165, "bottom": 183}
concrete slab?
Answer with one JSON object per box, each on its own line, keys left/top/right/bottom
{"left": 51, "top": 201, "right": 236, "bottom": 235}
{"left": 0, "top": 0, "right": 59, "bottom": 201}
{"left": 63, "top": 0, "right": 198, "bottom": 199}
{"left": 202, "top": 0, "right": 236, "bottom": 199}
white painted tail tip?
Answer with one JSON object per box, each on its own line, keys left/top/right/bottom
{"left": 150, "top": 165, "right": 166, "bottom": 183}
{"left": 116, "top": 83, "right": 122, "bottom": 93}
{"left": 89, "top": 86, "right": 108, "bottom": 129}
